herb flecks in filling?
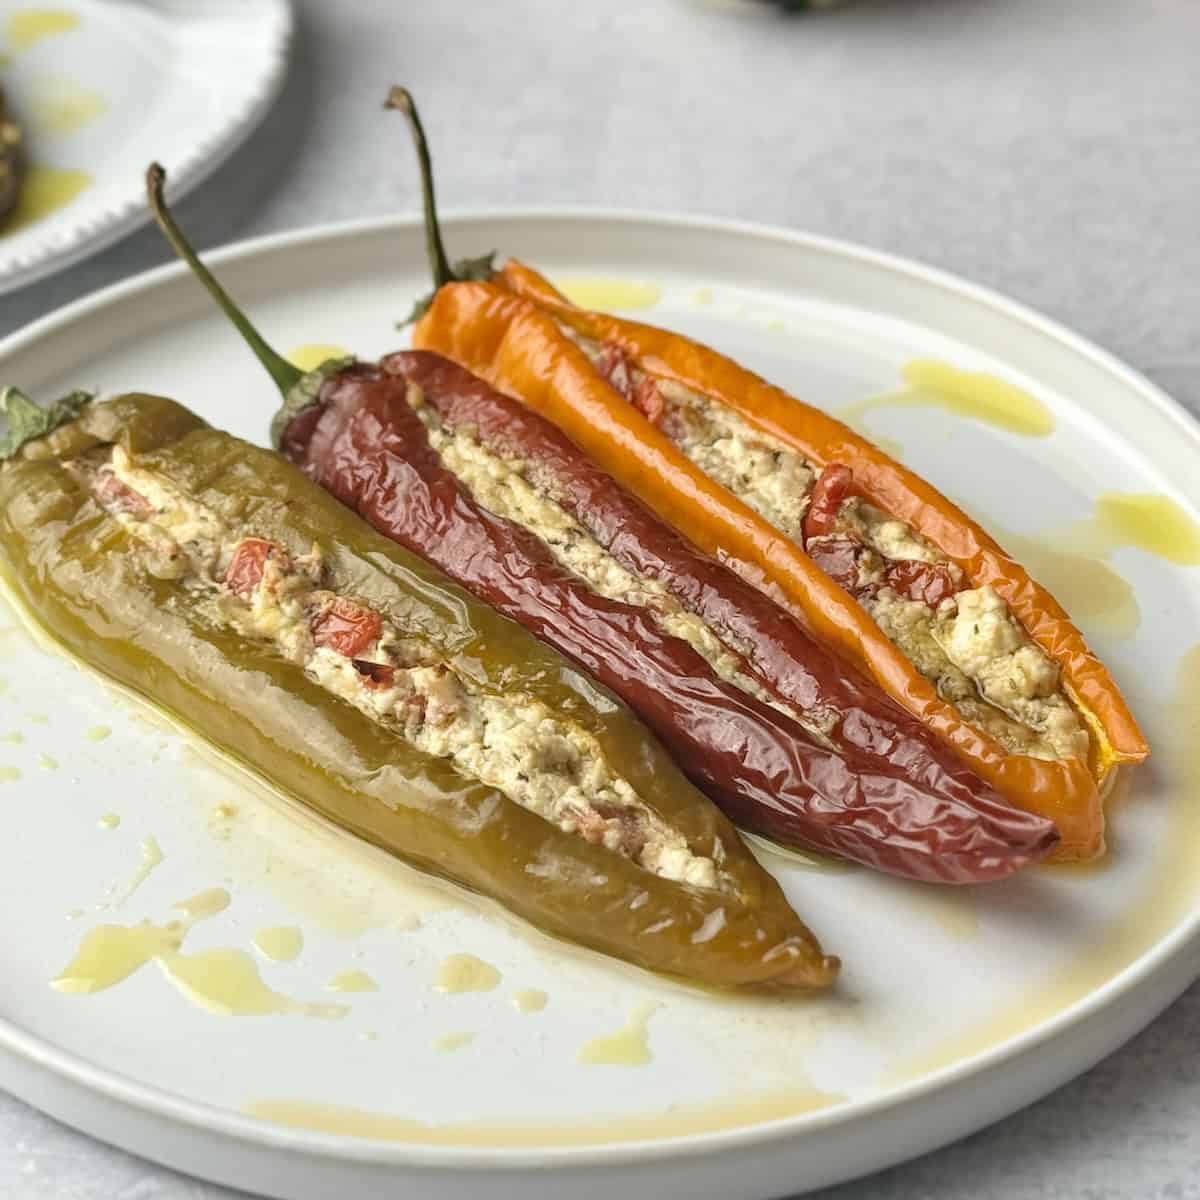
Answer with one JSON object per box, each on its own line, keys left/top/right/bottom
{"left": 405, "top": 385, "right": 824, "bottom": 736}
{"left": 82, "top": 447, "right": 719, "bottom": 890}
{"left": 576, "top": 331, "right": 1087, "bottom": 763}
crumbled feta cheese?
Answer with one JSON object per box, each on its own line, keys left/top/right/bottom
{"left": 84, "top": 447, "right": 722, "bottom": 891}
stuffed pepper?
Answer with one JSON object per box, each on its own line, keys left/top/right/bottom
{"left": 0, "top": 385, "right": 837, "bottom": 989}
{"left": 148, "top": 164, "right": 1059, "bottom": 885}
{"left": 388, "top": 91, "right": 1148, "bottom": 862}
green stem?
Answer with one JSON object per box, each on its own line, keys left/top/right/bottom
{"left": 384, "top": 86, "right": 454, "bottom": 289}
{"left": 145, "top": 163, "right": 302, "bottom": 398}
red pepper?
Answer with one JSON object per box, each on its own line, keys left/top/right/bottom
{"left": 806, "top": 535, "right": 869, "bottom": 598}
{"left": 94, "top": 472, "right": 153, "bottom": 517}
{"left": 888, "top": 559, "right": 959, "bottom": 608}
{"left": 311, "top": 597, "right": 383, "bottom": 658}
{"left": 803, "top": 464, "right": 857, "bottom": 541}
{"left": 282, "top": 353, "right": 1054, "bottom": 882}
{"left": 224, "top": 537, "right": 278, "bottom": 598}
{"left": 804, "top": 464, "right": 960, "bottom": 607}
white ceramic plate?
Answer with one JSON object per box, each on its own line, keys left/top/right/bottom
{"left": 0, "top": 0, "right": 291, "bottom": 293}
{"left": 0, "top": 212, "right": 1198, "bottom": 1200}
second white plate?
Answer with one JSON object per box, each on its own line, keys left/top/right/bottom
{"left": 0, "top": 0, "right": 292, "bottom": 293}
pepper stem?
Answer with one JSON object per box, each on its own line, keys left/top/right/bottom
{"left": 384, "top": 86, "right": 454, "bottom": 289}
{"left": 145, "top": 163, "right": 302, "bottom": 398}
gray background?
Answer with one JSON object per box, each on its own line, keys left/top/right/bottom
{"left": 2, "top": 0, "right": 1199, "bottom": 1196}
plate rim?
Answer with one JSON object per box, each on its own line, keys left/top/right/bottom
{"left": 2, "top": 206, "right": 1198, "bottom": 1171}
{"left": 0, "top": 0, "right": 294, "bottom": 294}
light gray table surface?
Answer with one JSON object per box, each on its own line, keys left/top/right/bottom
{"left": 2, "top": 1, "right": 1198, "bottom": 1197}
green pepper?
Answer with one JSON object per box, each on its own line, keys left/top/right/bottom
{"left": 0, "top": 388, "right": 837, "bottom": 989}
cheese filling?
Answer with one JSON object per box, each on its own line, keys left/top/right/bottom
{"left": 405, "top": 386, "right": 823, "bottom": 734}
{"left": 571, "top": 330, "right": 1087, "bottom": 763}
{"left": 81, "top": 447, "right": 720, "bottom": 890}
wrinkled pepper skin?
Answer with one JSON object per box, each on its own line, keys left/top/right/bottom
{"left": 290, "top": 363, "right": 1056, "bottom": 883}
{"left": 413, "top": 270, "right": 1148, "bottom": 861}
{"left": 361, "top": 350, "right": 1059, "bottom": 881}
{"left": 0, "top": 393, "right": 837, "bottom": 990}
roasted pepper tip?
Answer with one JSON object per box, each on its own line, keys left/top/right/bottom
{"left": 773, "top": 948, "right": 841, "bottom": 992}
{"left": 145, "top": 161, "right": 304, "bottom": 401}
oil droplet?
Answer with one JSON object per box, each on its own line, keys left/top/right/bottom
{"left": 157, "top": 949, "right": 348, "bottom": 1019}
{"left": 286, "top": 344, "right": 352, "bottom": 373}
{"left": 577, "top": 1001, "right": 659, "bottom": 1066}
{"left": 512, "top": 989, "right": 548, "bottom": 1014}
{"left": 116, "top": 835, "right": 164, "bottom": 903}
{"left": 38, "top": 753, "right": 57, "bottom": 770}
{"left": 51, "top": 889, "right": 230, "bottom": 995}
{"left": 840, "top": 360, "right": 1054, "bottom": 441}
{"left": 691, "top": 286, "right": 713, "bottom": 305}
{"left": 6, "top": 8, "right": 79, "bottom": 50}
{"left": 990, "top": 493, "right": 1200, "bottom": 641}
{"left": 433, "top": 1031, "right": 475, "bottom": 1053}
{"left": 326, "top": 969, "right": 378, "bottom": 993}
{"left": 185, "top": 738, "right": 461, "bottom": 934}
{"left": 0, "top": 730, "right": 23, "bottom": 743}
{"left": 29, "top": 78, "right": 107, "bottom": 137}
{"left": 999, "top": 527, "right": 1139, "bottom": 639}
{"left": 394, "top": 912, "right": 422, "bottom": 932}
{"left": 902, "top": 360, "right": 1055, "bottom": 435}
{"left": 766, "top": 318, "right": 786, "bottom": 333}
{"left": 246, "top": 1084, "right": 844, "bottom": 1146}
{"left": 97, "top": 812, "right": 120, "bottom": 830}
{"left": 85, "top": 724, "right": 111, "bottom": 742}
{"left": 1082, "top": 494, "right": 1200, "bottom": 566}
{"left": 27, "top": 712, "right": 48, "bottom": 724}
{"left": 0, "top": 766, "right": 21, "bottom": 782}
{"left": 254, "top": 926, "right": 303, "bottom": 963}
{"left": 51, "top": 922, "right": 183, "bottom": 993}
{"left": 434, "top": 953, "right": 501, "bottom": 994}
{"left": 0, "top": 677, "right": 9, "bottom": 694}
{"left": 2, "top": 166, "right": 92, "bottom": 233}
{"left": 553, "top": 278, "right": 662, "bottom": 312}
{"left": 173, "top": 888, "right": 231, "bottom": 922}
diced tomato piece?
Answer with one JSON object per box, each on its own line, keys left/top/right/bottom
{"left": 807, "top": 534, "right": 876, "bottom": 600}
{"left": 352, "top": 660, "right": 397, "bottom": 689}
{"left": 94, "top": 473, "right": 152, "bottom": 517}
{"left": 224, "top": 538, "right": 281, "bottom": 599}
{"left": 803, "top": 464, "right": 857, "bottom": 541}
{"left": 886, "top": 559, "right": 960, "bottom": 608}
{"left": 311, "top": 598, "right": 382, "bottom": 658}
{"left": 595, "top": 343, "right": 635, "bottom": 402}
{"left": 631, "top": 375, "right": 664, "bottom": 425}
{"left": 596, "top": 342, "right": 665, "bottom": 424}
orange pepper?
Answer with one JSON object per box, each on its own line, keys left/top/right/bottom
{"left": 414, "top": 268, "right": 1149, "bottom": 862}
